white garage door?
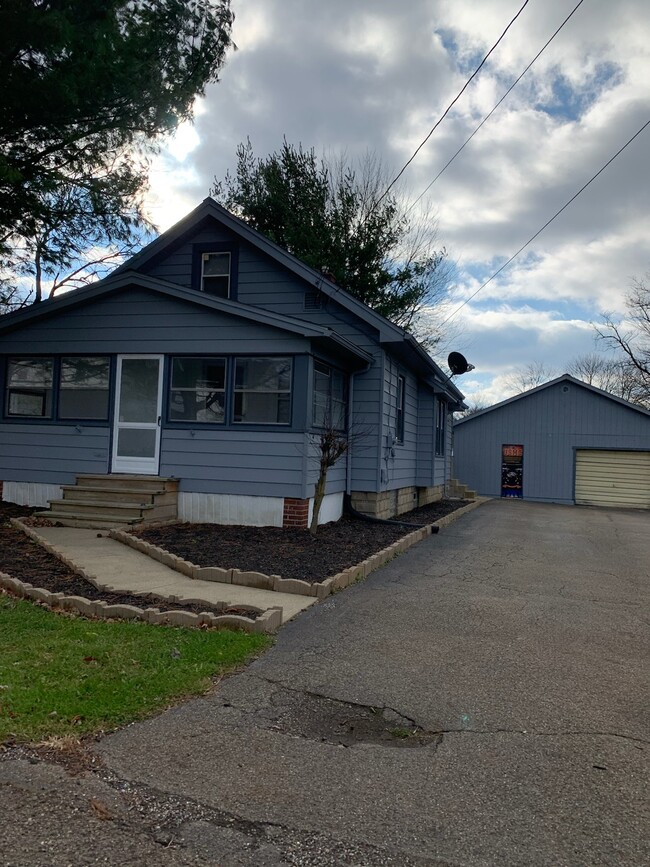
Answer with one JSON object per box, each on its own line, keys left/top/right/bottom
{"left": 575, "top": 450, "right": 650, "bottom": 509}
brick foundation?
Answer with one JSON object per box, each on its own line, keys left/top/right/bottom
{"left": 283, "top": 497, "right": 310, "bottom": 528}
{"left": 351, "top": 484, "right": 444, "bottom": 520}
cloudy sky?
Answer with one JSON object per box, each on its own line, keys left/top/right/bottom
{"left": 146, "top": 0, "right": 650, "bottom": 405}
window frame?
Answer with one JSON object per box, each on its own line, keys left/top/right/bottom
{"left": 191, "top": 241, "right": 239, "bottom": 300}
{"left": 58, "top": 355, "right": 111, "bottom": 421}
{"left": 232, "top": 356, "right": 293, "bottom": 427}
{"left": 435, "top": 398, "right": 446, "bottom": 456}
{"left": 395, "top": 375, "right": 406, "bottom": 444}
{"left": 312, "top": 359, "right": 348, "bottom": 432}
{"left": 5, "top": 356, "right": 54, "bottom": 420}
{"left": 168, "top": 356, "right": 228, "bottom": 425}
{"left": 2, "top": 355, "right": 115, "bottom": 425}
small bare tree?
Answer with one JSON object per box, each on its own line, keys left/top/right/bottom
{"left": 310, "top": 428, "right": 350, "bottom": 536}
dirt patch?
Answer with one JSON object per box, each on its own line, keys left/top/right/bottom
{"left": 133, "top": 500, "right": 469, "bottom": 584}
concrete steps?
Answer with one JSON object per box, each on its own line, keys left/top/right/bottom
{"left": 448, "top": 478, "right": 476, "bottom": 500}
{"left": 36, "top": 474, "right": 179, "bottom": 529}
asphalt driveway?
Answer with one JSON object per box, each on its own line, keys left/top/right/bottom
{"left": 3, "top": 500, "right": 649, "bottom": 865}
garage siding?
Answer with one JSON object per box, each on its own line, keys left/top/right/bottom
{"left": 453, "top": 378, "right": 650, "bottom": 505}
{"left": 575, "top": 450, "right": 650, "bottom": 509}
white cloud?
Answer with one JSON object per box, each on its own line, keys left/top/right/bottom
{"left": 144, "top": 0, "right": 650, "bottom": 401}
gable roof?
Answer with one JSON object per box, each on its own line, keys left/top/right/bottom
{"left": 0, "top": 198, "right": 465, "bottom": 401}
{"left": 454, "top": 373, "right": 650, "bottom": 425}
{"left": 0, "top": 270, "right": 373, "bottom": 369}
{"left": 114, "top": 198, "right": 465, "bottom": 402}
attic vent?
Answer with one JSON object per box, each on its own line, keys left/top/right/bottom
{"left": 562, "top": 385, "right": 570, "bottom": 393}
{"left": 304, "top": 291, "right": 323, "bottom": 311}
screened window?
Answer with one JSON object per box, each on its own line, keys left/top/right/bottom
{"left": 396, "top": 375, "right": 406, "bottom": 443}
{"left": 201, "top": 252, "right": 231, "bottom": 298}
{"left": 59, "top": 357, "right": 110, "bottom": 419}
{"left": 312, "top": 361, "right": 347, "bottom": 430}
{"left": 435, "top": 399, "right": 446, "bottom": 455}
{"left": 6, "top": 358, "right": 53, "bottom": 417}
{"left": 234, "top": 357, "right": 292, "bottom": 425}
{"left": 170, "top": 357, "right": 226, "bottom": 423}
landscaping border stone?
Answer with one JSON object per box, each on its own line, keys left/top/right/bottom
{"left": 5, "top": 519, "right": 284, "bottom": 634}
{"left": 108, "top": 501, "right": 489, "bottom": 601}
{"left": 0, "top": 569, "right": 283, "bottom": 634}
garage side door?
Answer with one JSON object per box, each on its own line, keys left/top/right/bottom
{"left": 575, "top": 450, "right": 650, "bottom": 509}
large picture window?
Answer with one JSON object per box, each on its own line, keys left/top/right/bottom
{"left": 6, "top": 358, "right": 53, "bottom": 417}
{"left": 312, "top": 361, "right": 347, "bottom": 430}
{"left": 170, "top": 357, "right": 226, "bottom": 423}
{"left": 234, "top": 357, "right": 292, "bottom": 425}
{"left": 59, "top": 357, "right": 110, "bottom": 419}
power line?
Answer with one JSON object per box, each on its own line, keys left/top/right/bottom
{"left": 378, "top": 0, "right": 532, "bottom": 204}
{"left": 408, "top": 0, "right": 586, "bottom": 213}
{"left": 439, "top": 118, "right": 650, "bottom": 326}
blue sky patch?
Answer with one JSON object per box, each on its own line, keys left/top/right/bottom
{"left": 536, "top": 62, "right": 622, "bottom": 121}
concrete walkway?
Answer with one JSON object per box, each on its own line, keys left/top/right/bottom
{"left": 31, "top": 526, "right": 316, "bottom": 622}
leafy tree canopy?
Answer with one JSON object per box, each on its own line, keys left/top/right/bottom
{"left": 0, "top": 0, "right": 234, "bottom": 306}
{"left": 212, "top": 140, "right": 451, "bottom": 332}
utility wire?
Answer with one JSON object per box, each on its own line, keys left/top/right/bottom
{"left": 378, "top": 0, "right": 532, "bottom": 204}
{"left": 408, "top": 0, "right": 586, "bottom": 213}
{"left": 439, "top": 118, "right": 650, "bottom": 326}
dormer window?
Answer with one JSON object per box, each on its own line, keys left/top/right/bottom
{"left": 201, "top": 251, "right": 231, "bottom": 298}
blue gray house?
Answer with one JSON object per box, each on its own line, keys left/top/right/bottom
{"left": 453, "top": 374, "right": 650, "bottom": 509}
{"left": 0, "top": 198, "right": 466, "bottom": 528}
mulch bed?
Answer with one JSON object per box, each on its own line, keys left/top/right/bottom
{"left": 132, "top": 499, "right": 470, "bottom": 584}
{"left": 0, "top": 498, "right": 470, "bottom": 607}
{"left": 0, "top": 503, "right": 258, "bottom": 619}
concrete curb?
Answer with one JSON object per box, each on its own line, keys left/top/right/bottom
{"left": 6, "top": 519, "right": 282, "bottom": 634}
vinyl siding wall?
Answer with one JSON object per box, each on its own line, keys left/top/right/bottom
{"left": 382, "top": 356, "right": 418, "bottom": 491}
{"left": 453, "top": 381, "right": 650, "bottom": 503}
{"left": 0, "top": 287, "right": 311, "bottom": 495}
{"left": 145, "top": 229, "right": 386, "bottom": 493}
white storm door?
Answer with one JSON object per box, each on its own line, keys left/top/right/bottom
{"left": 112, "top": 355, "right": 164, "bottom": 475}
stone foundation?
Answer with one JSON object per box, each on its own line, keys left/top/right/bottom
{"left": 351, "top": 484, "right": 444, "bottom": 520}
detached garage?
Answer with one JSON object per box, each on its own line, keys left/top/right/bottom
{"left": 454, "top": 374, "right": 650, "bottom": 509}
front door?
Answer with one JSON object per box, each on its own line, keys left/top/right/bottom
{"left": 112, "top": 355, "right": 164, "bottom": 475}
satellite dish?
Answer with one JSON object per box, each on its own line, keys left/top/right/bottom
{"left": 447, "top": 351, "right": 475, "bottom": 376}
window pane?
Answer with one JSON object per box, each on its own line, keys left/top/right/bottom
{"left": 59, "top": 357, "right": 110, "bottom": 419}
{"left": 7, "top": 358, "right": 53, "bottom": 417}
{"left": 233, "top": 357, "right": 292, "bottom": 425}
{"left": 236, "top": 358, "right": 291, "bottom": 391}
{"left": 202, "top": 252, "right": 230, "bottom": 298}
{"left": 170, "top": 358, "right": 226, "bottom": 423}
{"left": 118, "top": 358, "right": 160, "bottom": 423}
{"left": 312, "top": 360, "right": 347, "bottom": 430}
{"left": 117, "top": 428, "right": 157, "bottom": 458}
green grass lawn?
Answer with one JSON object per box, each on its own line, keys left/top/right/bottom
{"left": 0, "top": 594, "right": 270, "bottom": 744}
